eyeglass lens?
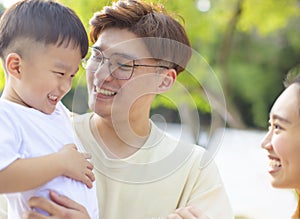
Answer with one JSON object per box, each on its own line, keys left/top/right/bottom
{"left": 83, "top": 47, "right": 134, "bottom": 80}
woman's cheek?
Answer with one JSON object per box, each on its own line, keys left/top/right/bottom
{"left": 272, "top": 135, "right": 288, "bottom": 157}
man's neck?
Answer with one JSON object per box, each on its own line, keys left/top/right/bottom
{"left": 91, "top": 114, "right": 151, "bottom": 158}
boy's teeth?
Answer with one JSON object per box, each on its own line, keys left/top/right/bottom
{"left": 269, "top": 159, "right": 282, "bottom": 169}
{"left": 95, "top": 87, "right": 116, "bottom": 96}
{"left": 48, "top": 94, "right": 58, "bottom": 101}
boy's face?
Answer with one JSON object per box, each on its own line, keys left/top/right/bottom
{"left": 9, "top": 43, "right": 82, "bottom": 114}
{"left": 261, "top": 84, "right": 300, "bottom": 189}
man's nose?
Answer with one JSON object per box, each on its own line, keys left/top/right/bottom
{"left": 94, "top": 60, "right": 114, "bottom": 81}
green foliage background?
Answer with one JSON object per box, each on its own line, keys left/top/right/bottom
{"left": 1, "top": 0, "right": 300, "bottom": 128}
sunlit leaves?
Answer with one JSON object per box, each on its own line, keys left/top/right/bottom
{"left": 239, "top": 0, "right": 300, "bottom": 35}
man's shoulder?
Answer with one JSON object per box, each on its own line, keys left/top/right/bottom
{"left": 0, "top": 194, "right": 7, "bottom": 219}
{"left": 73, "top": 112, "right": 93, "bottom": 124}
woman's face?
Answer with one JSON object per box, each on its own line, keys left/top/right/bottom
{"left": 261, "top": 83, "right": 300, "bottom": 189}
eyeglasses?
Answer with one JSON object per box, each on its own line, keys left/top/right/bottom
{"left": 82, "top": 47, "right": 170, "bottom": 80}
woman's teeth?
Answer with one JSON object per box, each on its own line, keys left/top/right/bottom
{"left": 269, "top": 159, "right": 282, "bottom": 169}
{"left": 95, "top": 87, "right": 116, "bottom": 96}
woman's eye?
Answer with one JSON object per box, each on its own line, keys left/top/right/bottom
{"left": 274, "top": 124, "right": 281, "bottom": 129}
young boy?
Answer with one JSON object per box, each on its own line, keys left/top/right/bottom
{"left": 0, "top": 0, "right": 98, "bottom": 218}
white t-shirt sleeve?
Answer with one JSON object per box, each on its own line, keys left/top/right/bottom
{"left": 0, "top": 111, "right": 22, "bottom": 171}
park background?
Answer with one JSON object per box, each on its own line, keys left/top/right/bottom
{"left": 0, "top": 0, "right": 299, "bottom": 218}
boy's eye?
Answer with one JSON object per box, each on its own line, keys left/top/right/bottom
{"left": 53, "top": 71, "right": 64, "bottom": 76}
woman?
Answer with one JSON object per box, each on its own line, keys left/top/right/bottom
{"left": 261, "top": 73, "right": 300, "bottom": 218}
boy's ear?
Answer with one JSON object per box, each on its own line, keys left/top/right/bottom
{"left": 157, "top": 69, "right": 177, "bottom": 92}
{"left": 5, "top": 53, "right": 22, "bottom": 79}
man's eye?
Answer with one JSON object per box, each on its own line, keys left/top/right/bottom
{"left": 117, "top": 63, "right": 132, "bottom": 71}
{"left": 91, "top": 55, "right": 102, "bottom": 62}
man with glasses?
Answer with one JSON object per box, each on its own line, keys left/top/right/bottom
{"left": 23, "top": 0, "right": 233, "bottom": 218}
{"left": 83, "top": 46, "right": 170, "bottom": 80}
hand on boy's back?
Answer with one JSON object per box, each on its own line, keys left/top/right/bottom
{"left": 58, "top": 144, "right": 95, "bottom": 188}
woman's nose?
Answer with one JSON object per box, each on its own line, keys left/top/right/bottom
{"left": 261, "top": 130, "right": 272, "bottom": 150}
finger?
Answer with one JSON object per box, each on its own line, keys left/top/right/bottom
{"left": 175, "top": 207, "right": 197, "bottom": 219}
{"left": 82, "top": 175, "right": 93, "bottom": 189}
{"left": 86, "top": 161, "right": 94, "bottom": 170}
{"left": 83, "top": 152, "right": 92, "bottom": 159}
{"left": 188, "top": 206, "right": 208, "bottom": 218}
{"left": 28, "top": 196, "right": 59, "bottom": 215}
{"left": 85, "top": 169, "right": 95, "bottom": 182}
{"left": 166, "top": 213, "right": 183, "bottom": 219}
{"left": 49, "top": 190, "right": 86, "bottom": 212}
{"left": 22, "top": 211, "right": 48, "bottom": 219}
{"left": 66, "top": 143, "right": 78, "bottom": 150}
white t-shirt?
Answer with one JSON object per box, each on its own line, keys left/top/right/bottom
{"left": 0, "top": 100, "right": 98, "bottom": 219}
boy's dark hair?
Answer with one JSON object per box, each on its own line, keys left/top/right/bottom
{"left": 0, "top": 0, "right": 88, "bottom": 60}
{"left": 89, "top": 0, "right": 192, "bottom": 74}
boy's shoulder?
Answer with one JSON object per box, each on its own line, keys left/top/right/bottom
{"left": 0, "top": 99, "right": 16, "bottom": 112}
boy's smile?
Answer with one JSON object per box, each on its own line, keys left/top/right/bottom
{"left": 5, "top": 42, "right": 82, "bottom": 114}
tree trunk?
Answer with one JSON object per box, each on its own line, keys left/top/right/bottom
{"left": 218, "top": 0, "right": 246, "bottom": 129}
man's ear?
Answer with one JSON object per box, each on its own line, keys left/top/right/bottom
{"left": 157, "top": 69, "right": 177, "bottom": 92}
{"left": 5, "top": 53, "right": 22, "bottom": 79}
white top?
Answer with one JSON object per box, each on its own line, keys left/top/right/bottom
{"left": 74, "top": 113, "right": 234, "bottom": 219}
{"left": 0, "top": 100, "right": 98, "bottom": 219}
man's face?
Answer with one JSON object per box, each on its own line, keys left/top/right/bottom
{"left": 86, "top": 28, "right": 169, "bottom": 121}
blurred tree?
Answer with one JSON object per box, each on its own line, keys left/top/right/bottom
{"left": 0, "top": 2, "right": 4, "bottom": 14}
{"left": 162, "top": 0, "right": 300, "bottom": 128}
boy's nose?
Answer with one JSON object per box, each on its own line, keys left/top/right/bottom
{"left": 59, "top": 78, "right": 72, "bottom": 93}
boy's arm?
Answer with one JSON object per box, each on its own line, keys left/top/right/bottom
{"left": 0, "top": 144, "right": 94, "bottom": 193}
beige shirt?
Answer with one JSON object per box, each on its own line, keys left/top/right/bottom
{"left": 0, "top": 196, "right": 7, "bottom": 219}
{"left": 73, "top": 113, "right": 234, "bottom": 219}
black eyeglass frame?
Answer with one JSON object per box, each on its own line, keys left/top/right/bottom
{"left": 82, "top": 46, "right": 170, "bottom": 80}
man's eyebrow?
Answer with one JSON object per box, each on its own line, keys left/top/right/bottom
{"left": 91, "top": 46, "right": 137, "bottom": 59}
{"left": 271, "top": 114, "right": 291, "bottom": 124}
